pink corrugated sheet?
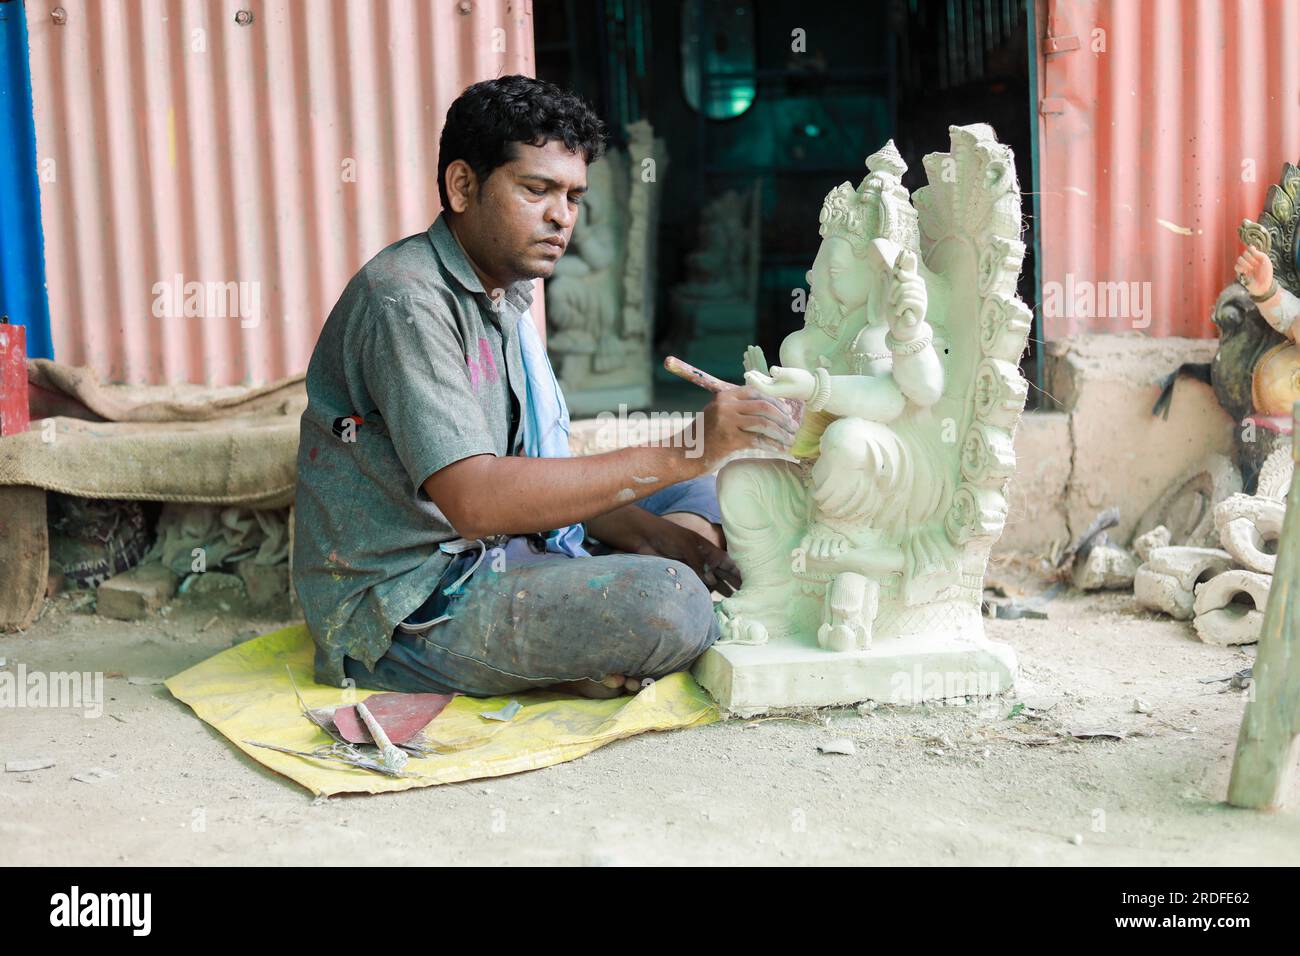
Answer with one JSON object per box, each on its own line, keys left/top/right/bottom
{"left": 25, "top": 0, "right": 542, "bottom": 385}
{"left": 1037, "top": 0, "right": 1300, "bottom": 338}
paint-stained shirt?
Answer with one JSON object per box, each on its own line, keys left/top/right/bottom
{"left": 293, "top": 213, "right": 532, "bottom": 687}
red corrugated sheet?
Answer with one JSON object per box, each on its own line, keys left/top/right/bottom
{"left": 1037, "top": 0, "right": 1300, "bottom": 338}
{"left": 25, "top": 0, "right": 540, "bottom": 385}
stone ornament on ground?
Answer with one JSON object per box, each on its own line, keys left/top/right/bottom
{"left": 1192, "top": 569, "right": 1271, "bottom": 647}
{"left": 1214, "top": 492, "right": 1284, "bottom": 575}
{"left": 1132, "top": 524, "right": 1171, "bottom": 563}
{"left": 1132, "top": 496, "right": 1280, "bottom": 645}
{"left": 1072, "top": 542, "right": 1137, "bottom": 592}
{"left": 692, "top": 126, "right": 1031, "bottom": 714}
{"left": 1133, "top": 545, "right": 1232, "bottom": 621}
{"left": 1127, "top": 448, "right": 1277, "bottom": 645}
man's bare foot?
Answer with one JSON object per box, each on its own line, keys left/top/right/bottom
{"left": 552, "top": 675, "right": 641, "bottom": 698}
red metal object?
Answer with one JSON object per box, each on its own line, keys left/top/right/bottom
{"left": 0, "top": 319, "right": 29, "bottom": 436}
{"left": 1035, "top": 0, "right": 1300, "bottom": 339}
{"left": 332, "top": 692, "right": 455, "bottom": 745}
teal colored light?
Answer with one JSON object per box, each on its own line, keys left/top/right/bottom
{"left": 726, "top": 83, "right": 755, "bottom": 116}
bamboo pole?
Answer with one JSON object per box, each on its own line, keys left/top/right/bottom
{"left": 1226, "top": 402, "right": 1300, "bottom": 809}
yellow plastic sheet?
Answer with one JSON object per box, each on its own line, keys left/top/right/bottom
{"left": 166, "top": 623, "right": 720, "bottom": 796}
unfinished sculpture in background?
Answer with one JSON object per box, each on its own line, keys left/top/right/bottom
{"left": 667, "top": 181, "right": 762, "bottom": 380}
{"left": 693, "top": 127, "right": 1032, "bottom": 714}
{"left": 544, "top": 120, "right": 667, "bottom": 416}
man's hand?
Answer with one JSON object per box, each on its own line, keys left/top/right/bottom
{"left": 585, "top": 506, "right": 740, "bottom": 594}
{"left": 421, "top": 387, "right": 796, "bottom": 542}
{"left": 697, "top": 385, "right": 800, "bottom": 469}
{"left": 631, "top": 513, "right": 740, "bottom": 594}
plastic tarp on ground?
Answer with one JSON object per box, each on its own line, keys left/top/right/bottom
{"left": 165, "top": 623, "right": 721, "bottom": 796}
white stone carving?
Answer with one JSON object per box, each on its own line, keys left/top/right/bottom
{"left": 693, "top": 126, "right": 1030, "bottom": 714}
{"left": 1214, "top": 492, "right": 1285, "bottom": 575}
{"left": 1133, "top": 545, "right": 1233, "bottom": 621}
{"left": 1192, "top": 569, "right": 1271, "bottom": 646}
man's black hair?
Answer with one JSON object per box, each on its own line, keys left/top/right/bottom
{"left": 437, "top": 75, "right": 608, "bottom": 211}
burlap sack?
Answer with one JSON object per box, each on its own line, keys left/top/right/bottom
{"left": 0, "top": 361, "right": 306, "bottom": 629}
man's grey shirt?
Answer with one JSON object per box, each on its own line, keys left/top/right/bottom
{"left": 293, "top": 213, "right": 533, "bottom": 686}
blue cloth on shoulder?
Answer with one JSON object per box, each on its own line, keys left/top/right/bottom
{"left": 516, "top": 310, "right": 590, "bottom": 558}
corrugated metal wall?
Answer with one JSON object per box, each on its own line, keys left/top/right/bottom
{"left": 25, "top": 0, "right": 539, "bottom": 385}
{"left": 1036, "top": 0, "right": 1300, "bottom": 339}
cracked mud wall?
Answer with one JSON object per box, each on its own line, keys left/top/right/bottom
{"left": 997, "top": 334, "right": 1235, "bottom": 556}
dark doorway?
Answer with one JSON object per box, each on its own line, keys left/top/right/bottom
{"left": 534, "top": 0, "right": 1036, "bottom": 409}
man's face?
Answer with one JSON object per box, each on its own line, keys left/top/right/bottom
{"left": 452, "top": 139, "right": 589, "bottom": 288}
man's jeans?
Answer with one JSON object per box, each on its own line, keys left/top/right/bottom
{"left": 343, "top": 476, "right": 723, "bottom": 697}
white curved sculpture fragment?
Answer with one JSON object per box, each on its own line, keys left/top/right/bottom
{"left": 1133, "top": 545, "right": 1233, "bottom": 621}
{"left": 1213, "top": 492, "right": 1285, "bottom": 575}
{"left": 692, "top": 126, "right": 1030, "bottom": 714}
{"left": 1192, "top": 569, "right": 1271, "bottom": 646}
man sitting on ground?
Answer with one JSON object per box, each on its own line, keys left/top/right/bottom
{"left": 293, "top": 76, "right": 797, "bottom": 699}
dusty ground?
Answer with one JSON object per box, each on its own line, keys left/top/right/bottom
{"left": 3, "top": 579, "right": 1298, "bottom": 866}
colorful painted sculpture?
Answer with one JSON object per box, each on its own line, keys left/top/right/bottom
{"left": 1211, "top": 162, "right": 1300, "bottom": 491}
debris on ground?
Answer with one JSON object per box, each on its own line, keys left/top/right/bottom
{"left": 96, "top": 562, "right": 178, "bottom": 621}
{"left": 48, "top": 495, "right": 154, "bottom": 590}
{"left": 72, "top": 768, "right": 117, "bottom": 784}
{"left": 983, "top": 582, "right": 1062, "bottom": 619}
{"left": 1129, "top": 458, "right": 1278, "bottom": 647}
{"left": 1073, "top": 542, "right": 1138, "bottom": 592}
{"left": 5, "top": 758, "right": 56, "bottom": 773}
{"left": 1199, "top": 666, "right": 1253, "bottom": 689}
{"left": 1019, "top": 696, "right": 1059, "bottom": 717}
{"left": 1132, "top": 525, "right": 1172, "bottom": 563}
{"left": 1056, "top": 507, "right": 1120, "bottom": 571}
{"left": 1064, "top": 728, "right": 1129, "bottom": 741}
{"left": 1192, "top": 569, "right": 1270, "bottom": 646}
{"left": 817, "top": 737, "right": 856, "bottom": 755}
{"left": 181, "top": 571, "right": 245, "bottom": 598}
{"left": 481, "top": 700, "right": 522, "bottom": 722}
{"left": 1135, "top": 546, "right": 1232, "bottom": 620}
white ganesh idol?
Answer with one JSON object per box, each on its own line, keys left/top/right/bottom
{"left": 693, "top": 125, "right": 1032, "bottom": 714}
